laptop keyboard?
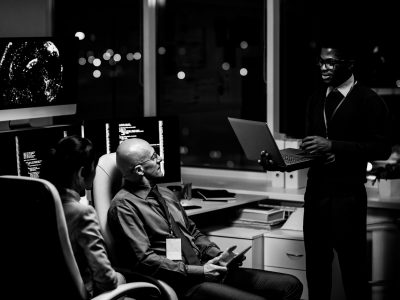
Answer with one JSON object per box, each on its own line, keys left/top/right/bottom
{"left": 282, "top": 154, "right": 311, "bottom": 165}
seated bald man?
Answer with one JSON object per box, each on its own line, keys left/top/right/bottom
{"left": 108, "top": 138, "right": 303, "bottom": 300}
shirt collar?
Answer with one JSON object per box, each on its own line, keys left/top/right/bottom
{"left": 327, "top": 74, "right": 355, "bottom": 97}
{"left": 59, "top": 188, "right": 81, "bottom": 203}
{"left": 123, "top": 180, "right": 155, "bottom": 199}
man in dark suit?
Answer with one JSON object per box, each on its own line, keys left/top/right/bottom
{"left": 260, "top": 38, "right": 391, "bottom": 300}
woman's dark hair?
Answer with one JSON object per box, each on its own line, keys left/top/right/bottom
{"left": 41, "top": 135, "right": 97, "bottom": 188}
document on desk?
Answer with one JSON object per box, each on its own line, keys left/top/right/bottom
{"left": 281, "top": 207, "right": 304, "bottom": 231}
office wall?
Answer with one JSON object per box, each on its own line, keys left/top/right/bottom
{"left": 0, "top": 0, "right": 52, "bottom": 37}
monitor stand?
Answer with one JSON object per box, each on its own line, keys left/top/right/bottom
{"left": 7, "top": 117, "right": 53, "bottom": 130}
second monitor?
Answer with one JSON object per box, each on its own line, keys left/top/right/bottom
{"left": 83, "top": 116, "right": 182, "bottom": 184}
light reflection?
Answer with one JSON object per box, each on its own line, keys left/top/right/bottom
{"left": 180, "top": 146, "right": 188, "bottom": 155}
{"left": 158, "top": 47, "right": 166, "bottom": 55}
{"left": 209, "top": 150, "right": 222, "bottom": 159}
{"left": 103, "top": 52, "right": 112, "bottom": 60}
{"left": 240, "top": 41, "right": 248, "bottom": 49}
{"left": 75, "top": 32, "right": 85, "bottom": 40}
{"left": 93, "top": 58, "right": 101, "bottom": 67}
{"left": 177, "top": 71, "right": 185, "bottom": 79}
{"left": 78, "top": 57, "right": 87, "bottom": 66}
{"left": 93, "top": 70, "right": 101, "bottom": 78}
{"left": 106, "top": 49, "right": 114, "bottom": 56}
{"left": 222, "top": 62, "right": 230, "bottom": 71}
{"left": 226, "top": 161, "right": 235, "bottom": 168}
{"left": 113, "top": 53, "right": 122, "bottom": 62}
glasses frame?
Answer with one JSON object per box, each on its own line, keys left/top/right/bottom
{"left": 317, "top": 58, "right": 348, "bottom": 69}
{"left": 133, "top": 151, "right": 160, "bottom": 169}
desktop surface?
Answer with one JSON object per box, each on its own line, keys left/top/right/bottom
{"left": 181, "top": 193, "right": 266, "bottom": 216}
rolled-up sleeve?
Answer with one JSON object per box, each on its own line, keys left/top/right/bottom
{"left": 78, "top": 206, "right": 119, "bottom": 293}
{"left": 109, "top": 196, "right": 204, "bottom": 282}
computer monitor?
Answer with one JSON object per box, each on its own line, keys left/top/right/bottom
{"left": 0, "top": 36, "right": 78, "bottom": 122}
{"left": 81, "top": 119, "right": 111, "bottom": 155}
{"left": 0, "top": 130, "right": 18, "bottom": 176}
{"left": 83, "top": 116, "right": 182, "bottom": 184}
{"left": 0, "top": 125, "right": 80, "bottom": 178}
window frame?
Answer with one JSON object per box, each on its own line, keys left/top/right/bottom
{"left": 143, "top": 0, "right": 280, "bottom": 179}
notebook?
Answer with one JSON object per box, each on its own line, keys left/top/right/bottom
{"left": 192, "top": 188, "right": 236, "bottom": 202}
{"left": 228, "top": 117, "right": 322, "bottom": 172}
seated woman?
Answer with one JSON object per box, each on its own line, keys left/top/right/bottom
{"left": 41, "top": 135, "right": 125, "bottom": 297}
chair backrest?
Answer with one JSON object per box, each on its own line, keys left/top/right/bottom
{"left": 92, "top": 152, "right": 122, "bottom": 265}
{"left": 92, "top": 153, "right": 179, "bottom": 300}
{"left": 0, "top": 175, "right": 88, "bottom": 300}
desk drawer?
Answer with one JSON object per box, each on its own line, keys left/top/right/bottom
{"left": 264, "top": 237, "right": 306, "bottom": 270}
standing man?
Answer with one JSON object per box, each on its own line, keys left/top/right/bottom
{"left": 260, "top": 39, "right": 391, "bottom": 300}
{"left": 108, "top": 138, "right": 303, "bottom": 300}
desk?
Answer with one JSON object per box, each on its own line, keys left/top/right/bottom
{"left": 181, "top": 168, "right": 400, "bottom": 300}
{"left": 182, "top": 167, "right": 400, "bottom": 211}
{"left": 181, "top": 193, "right": 266, "bottom": 216}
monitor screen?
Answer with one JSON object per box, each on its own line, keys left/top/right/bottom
{"left": 0, "top": 36, "right": 78, "bottom": 122}
{"left": 0, "top": 125, "right": 80, "bottom": 178}
{"left": 83, "top": 116, "right": 182, "bottom": 184}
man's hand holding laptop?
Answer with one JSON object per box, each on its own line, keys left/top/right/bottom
{"left": 300, "top": 136, "right": 335, "bottom": 164}
{"left": 258, "top": 134, "right": 335, "bottom": 171}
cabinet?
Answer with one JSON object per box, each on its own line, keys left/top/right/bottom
{"left": 203, "top": 225, "right": 266, "bottom": 270}
{"left": 264, "top": 230, "right": 308, "bottom": 300}
{"left": 264, "top": 229, "right": 346, "bottom": 300}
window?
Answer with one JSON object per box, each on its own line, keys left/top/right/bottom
{"left": 156, "top": 0, "right": 267, "bottom": 170}
{"left": 53, "top": 0, "right": 143, "bottom": 121}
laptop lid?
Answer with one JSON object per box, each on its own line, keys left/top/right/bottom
{"left": 228, "top": 117, "right": 286, "bottom": 165}
{"left": 228, "top": 117, "right": 323, "bottom": 171}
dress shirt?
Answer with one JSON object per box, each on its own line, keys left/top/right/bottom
{"left": 61, "top": 188, "right": 120, "bottom": 296}
{"left": 108, "top": 182, "right": 222, "bottom": 283}
{"left": 326, "top": 74, "right": 355, "bottom": 97}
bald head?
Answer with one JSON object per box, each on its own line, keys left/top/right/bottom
{"left": 116, "top": 138, "right": 163, "bottom": 183}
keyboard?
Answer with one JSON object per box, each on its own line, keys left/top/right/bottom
{"left": 282, "top": 154, "right": 312, "bottom": 165}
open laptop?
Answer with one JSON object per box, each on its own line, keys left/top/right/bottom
{"left": 228, "top": 117, "right": 322, "bottom": 171}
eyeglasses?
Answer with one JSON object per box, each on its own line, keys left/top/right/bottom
{"left": 317, "top": 58, "right": 347, "bottom": 69}
{"left": 133, "top": 151, "right": 161, "bottom": 168}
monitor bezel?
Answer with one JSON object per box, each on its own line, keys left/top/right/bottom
{"left": 0, "top": 36, "right": 78, "bottom": 122}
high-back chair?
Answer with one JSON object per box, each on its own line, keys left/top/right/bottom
{"left": 0, "top": 175, "right": 160, "bottom": 300}
{"left": 92, "top": 153, "right": 179, "bottom": 300}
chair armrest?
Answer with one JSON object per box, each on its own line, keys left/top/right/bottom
{"left": 116, "top": 268, "right": 179, "bottom": 300}
{"left": 156, "top": 280, "right": 179, "bottom": 300}
{"left": 92, "top": 282, "right": 160, "bottom": 300}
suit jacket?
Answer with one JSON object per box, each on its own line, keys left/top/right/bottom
{"left": 61, "top": 188, "right": 119, "bottom": 296}
{"left": 305, "top": 82, "right": 391, "bottom": 185}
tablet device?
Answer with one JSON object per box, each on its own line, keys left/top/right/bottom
{"left": 226, "top": 245, "right": 252, "bottom": 269}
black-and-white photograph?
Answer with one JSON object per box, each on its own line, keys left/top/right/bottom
{"left": 0, "top": 1, "right": 399, "bottom": 300}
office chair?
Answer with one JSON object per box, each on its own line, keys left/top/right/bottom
{"left": 92, "top": 153, "right": 179, "bottom": 300}
{"left": 0, "top": 175, "right": 160, "bottom": 300}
